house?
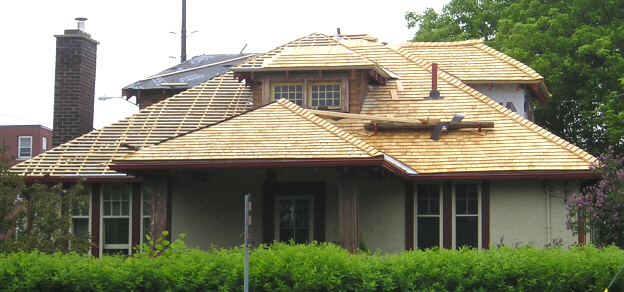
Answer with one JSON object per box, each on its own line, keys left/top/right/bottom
{"left": 12, "top": 32, "right": 597, "bottom": 257}
{"left": 0, "top": 125, "right": 52, "bottom": 166}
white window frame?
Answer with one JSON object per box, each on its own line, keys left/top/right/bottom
{"left": 262, "top": 73, "right": 349, "bottom": 112}
{"left": 18, "top": 136, "right": 32, "bottom": 159}
{"left": 275, "top": 195, "right": 314, "bottom": 244}
{"left": 42, "top": 137, "right": 47, "bottom": 152}
{"left": 452, "top": 182, "right": 482, "bottom": 249}
{"left": 100, "top": 183, "right": 132, "bottom": 255}
{"left": 414, "top": 183, "right": 442, "bottom": 249}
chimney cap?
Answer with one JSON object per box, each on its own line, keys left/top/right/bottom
{"left": 75, "top": 17, "right": 88, "bottom": 21}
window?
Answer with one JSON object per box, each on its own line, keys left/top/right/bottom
{"left": 454, "top": 183, "right": 480, "bottom": 248}
{"left": 18, "top": 136, "right": 32, "bottom": 159}
{"left": 141, "top": 185, "right": 152, "bottom": 243}
{"left": 275, "top": 196, "right": 313, "bottom": 244}
{"left": 71, "top": 185, "right": 91, "bottom": 253}
{"left": 263, "top": 73, "right": 349, "bottom": 111}
{"left": 102, "top": 183, "right": 132, "bottom": 255}
{"left": 416, "top": 184, "right": 441, "bottom": 249}
{"left": 42, "top": 137, "right": 47, "bottom": 152}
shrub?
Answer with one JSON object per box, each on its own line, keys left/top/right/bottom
{"left": 0, "top": 243, "right": 623, "bottom": 291}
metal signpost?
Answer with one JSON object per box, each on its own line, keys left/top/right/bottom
{"left": 244, "top": 194, "right": 251, "bottom": 292}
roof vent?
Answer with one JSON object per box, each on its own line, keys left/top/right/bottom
{"left": 424, "top": 63, "right": 443, "bottom": 100}
{"left": 75, "top": 17, "right": 87, "bottom": 31}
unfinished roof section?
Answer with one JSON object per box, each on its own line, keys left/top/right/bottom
{"left": 12, "top": 72, "right": 252, "bottom": 179}
{"left": 396, "top": 40, "right": 551, "bottom": 102}
{"left": 112, "top": 99, "right": 382, "bottom": 169}
{"left": 122, "top": 54, "right": 255, "bottom": 96}
{"left": 232, "top": 33, "right": 398, "bottom": 81}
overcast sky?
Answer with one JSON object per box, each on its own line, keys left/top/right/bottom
{"left": 0, "top": 0, "right": 449, "bottom": 129}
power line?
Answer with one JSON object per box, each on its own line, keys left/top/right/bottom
{"left": 0, "top": 113, "right": 52, "bottom": 128}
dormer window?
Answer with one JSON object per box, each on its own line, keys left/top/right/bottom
{"left": 263, "top": 73, "right": 349, "bottom": 112}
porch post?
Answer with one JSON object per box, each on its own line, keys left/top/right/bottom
{"left": 338, "top": 167, "right": 358, "bottom": 252}
{"left": 149, "top": 175, "right": 171, "bottom": 241}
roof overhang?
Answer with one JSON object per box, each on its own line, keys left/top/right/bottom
{"left": 110, "top": 157, "right": 386, "bottom": 172}
{"left": 23, "top": 175, "right": 142, "bottom": 183}
{"left": 393, "top": 170, "right": 599, "bottom": 181}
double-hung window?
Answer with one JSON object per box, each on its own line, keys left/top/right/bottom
{"left": 454, "top": 183, "right": 480, "bottom": 248}
{"left": 275, "top": 195, "right": 313, "bottom": 244}
{"left": 264, "top": 73, "right": 349, "bottom": 111}
{"left": 18, "top": 136, "right": 32, "bottom": 159}
{"left": 416, "top": 184, "right": 441, "bottom": 249}
{"left": 42, "top": 137, "right": 48, "bottom": 152}
{"left": 102, "top": 183, "right": 132, "bottom": 255}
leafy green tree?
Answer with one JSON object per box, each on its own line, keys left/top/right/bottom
{"left": 406, "top": 0, "right": 624, "bottom": 156}
{"left": 0, "top": 138, "right": 91, "bottom": 253}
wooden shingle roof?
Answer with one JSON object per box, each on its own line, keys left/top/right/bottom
{"left": 113, "top": 99, "right": 382, "bottom": 165}
{"left": 395, "top": 40, "right": 551, "bottom": 98}
{"left": 330, "top": 37, "right": 593, "bottom": 174}
{"left": 12, "top": 33, "right": 595, "bottom": 180}
{"left": 11, "top": 72, "right": 252, "bottom": 179}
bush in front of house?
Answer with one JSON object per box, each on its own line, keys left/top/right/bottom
{"left": 0, "top": 243, "right": 622, "bottom": 291}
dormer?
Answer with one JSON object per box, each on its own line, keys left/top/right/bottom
{"left": 232, "top": 33, "right": 398, "bottom": 114}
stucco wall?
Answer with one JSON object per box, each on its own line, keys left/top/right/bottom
{"left": 490, "top": 179, "right": 580, "bottom": 248}
{"left": 471, "top": 84, "right": 526, "bottom": 118}
{"left": 359, "top": 177, "right": 405, "bottom": 253}
{"left": 171, "top": 169, "right": 266, "bottom": 249}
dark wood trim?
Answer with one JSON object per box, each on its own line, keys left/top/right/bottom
{"left": 131, "top": 183, "right": 141, "bottom": 254}
{"left": 481, "top": 180, "right": 490, "bottom": 249}
{"left": 150, "top": 176, "right": 170, "bottom": 241}
{"left": 111, "top": 157, "right": 384, "bottom": 171}
{"left": 404, "top": 182, "right": 414, "bottom": 250}
{"left": 262, "top": 182, "right": 326, "bottom": 244}
{"left": 338, "top": 168, "right": 358, "bottom": 252}
{"left": 442, "top": 181, "right": 453, "bottom": 249}
{"left": 90, "top": 183, "right": 101, "bottom": 258}
{"left": 403, "top": 171, "right": 599, "bottom": 181}
{"left": 23, "top": 176, "right": 143, "bottom": 183}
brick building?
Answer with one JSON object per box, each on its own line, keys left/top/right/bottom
{"left": 0, "top": 125, "right": 52, "bottom": 166}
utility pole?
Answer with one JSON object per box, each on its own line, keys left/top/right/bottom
{"left": 181, "top": 0, "right": 187, "bottom": 62}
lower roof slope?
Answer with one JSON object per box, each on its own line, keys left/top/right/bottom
{"left": 113, "top": 99, "right": 382, "bottom": 168}
{"left": 11, "top": 72, "right": 252, "bottom": 179}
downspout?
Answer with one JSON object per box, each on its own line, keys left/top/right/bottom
{"left": 546, "top": 180, "right": 552, "bottom": 243}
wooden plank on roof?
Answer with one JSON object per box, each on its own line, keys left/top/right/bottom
{"left": 306, "top": 109, "right": 439, "bottom": 124}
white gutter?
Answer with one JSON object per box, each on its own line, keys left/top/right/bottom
{"left": 383, "top": 153, "right": 418, "bottom": 175}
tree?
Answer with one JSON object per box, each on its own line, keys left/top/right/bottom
{"left": 567, "top": 147, "right": 624, "bottom": 247}
{"left": 406, "top": 0, "right": 624, "bottom": 156}
{"left": 0, "top": 138, "right": 91, "bottom": 253}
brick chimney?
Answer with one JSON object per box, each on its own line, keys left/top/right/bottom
{"left": 52, "top": 18, "right": 99, "bottom": 147}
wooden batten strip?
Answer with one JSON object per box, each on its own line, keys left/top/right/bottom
{"left": 307, "top": 109, "right": 438, "bottom": 124}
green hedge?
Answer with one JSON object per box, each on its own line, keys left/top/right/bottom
{"left": 0, "top": 243, "right": 622, "bottom": 291}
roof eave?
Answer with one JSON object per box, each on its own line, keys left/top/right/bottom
{"left": 403, "top": 170, "right": 598, "bottom": 181}
{"left": 110, "top": 157, "right": 385, "bottom": 171}
{"left": 23, "top": 175, "right": 142, "bottom": 183}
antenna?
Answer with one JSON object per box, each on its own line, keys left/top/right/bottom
{"left": 240, "top": 44, "right": 248, "bottom": 55}
{"left": 181, "top": 0, "right": 187, "bottom": 62}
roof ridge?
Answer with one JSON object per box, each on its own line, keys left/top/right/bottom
{"left": 276, "top": 99, "right": 382, "bottom": 157}
{"left": 398, "top": 39, "right": 485, "bottom": 47}
{"left": 434, "top": 70, "right": 596, "bottom": 165}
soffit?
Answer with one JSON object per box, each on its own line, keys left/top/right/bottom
{"left": 11, "top": 72, "right": 252, "bottom": 177}
{"left": 115, "top": 99, "right": 381, "bottom": 163}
